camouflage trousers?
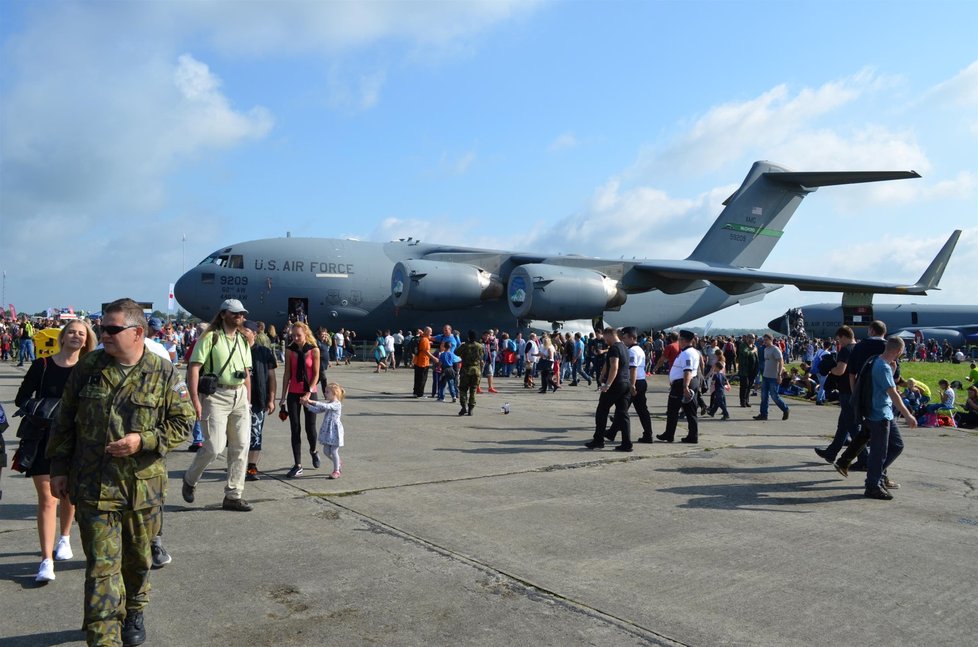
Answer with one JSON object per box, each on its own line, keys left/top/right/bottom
{"left": 76, "top": 504, "right": 161, "bottom": 647}
{"left": 459, "top": 372, "right": 480, "bottom": 410}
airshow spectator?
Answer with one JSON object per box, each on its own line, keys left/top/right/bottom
{"left": 242, "top": 321, "right": 277, "bottom": 483}
{"left": 955, "top": 386, "right": 978, "bottom": 428}
{"left": 753, "top": 334, "right": 790, "bottom": 422}
{"left": 656, "top": 329, "right": 701, "bottom": 444}
{"left": 280, "top": 322, "right": 321, "bottom": 478}
{"left": 15, "top": 319, "right": 95, "bottom": 582}
{"left": 815, "top": 326, "right": 863, "bottom": 465}
{"left": 586, "top": 327, "right": 633, "bottom": 451}
{"left": 836, "top": 336, "right": 916, "bottom": 500}
{"left": 737, "top": 334, "right": 759, "bottom": 407}
{"left": 183, "top": 299, "right": 254, "bottom": 510}
{"left": 413, "top": 327, "right": 435, "bottom": 398}
{"left": 706, "top": 360, "right": 731, "bottom": 420}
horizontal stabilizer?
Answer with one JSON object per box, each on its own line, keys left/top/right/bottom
{"left": 765, "top": 170, "right": 921, "bottom": 188}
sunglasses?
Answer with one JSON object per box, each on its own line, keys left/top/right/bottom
{"left": 102, "top": 324, "right": 139, "bottom": 336}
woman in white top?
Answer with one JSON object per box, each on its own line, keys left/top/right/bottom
{"left": 538, "top": 335, "right": 557, "bottom": 394}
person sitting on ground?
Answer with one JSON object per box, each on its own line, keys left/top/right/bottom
{"left": 954, "top": 385, "right": 978, "bottom": 428}
{"left": 925, "top": 379, "right": 955, "bottom": 413}
{"left": 966, "top": 362, "right": 978, "bottom": 385}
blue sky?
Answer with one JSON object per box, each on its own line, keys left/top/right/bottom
{"left": 1, "top": 0, "right": 976, "bottom": 326}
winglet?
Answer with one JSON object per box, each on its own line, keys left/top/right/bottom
{"left": 909, "top": 229, "right": 960, "bottom": 293}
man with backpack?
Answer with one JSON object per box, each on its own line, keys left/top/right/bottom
{"left": 835, "top": 335, "right": 917, "bottom": 500}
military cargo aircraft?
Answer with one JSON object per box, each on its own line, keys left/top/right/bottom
{"left": 769, "top": 302, "right": 978, "bottom": 346}
{"left": 174, "top": 161, "right": 961, "bottom": 334}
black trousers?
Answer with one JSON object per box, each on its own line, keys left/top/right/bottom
{"left": 286, "top": 393, "right": 318, "bottom": 466}
{"left": 413, "top": 366, "right": 429, "bottom": 397}
{"left": 739, "top": 374, "right": 753, "bottom": 406}
{"left": 662, "top": 379, "right": 699, "bottom": 441}
{"left": 594, "top": 381, "right": 632, "bottom": 446}
{"left": 630, "top": 379, "right": 653, "bottom": 438}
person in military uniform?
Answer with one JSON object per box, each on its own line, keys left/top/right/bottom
{"left": 49, "top": 298, "right": 194, "bottom": 647}
{"left": 457, "top": 330, "right": 485, "bottom": 416}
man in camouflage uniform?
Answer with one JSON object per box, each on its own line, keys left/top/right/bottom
{"left": 457, "top": 330, "right": 485, "bottom": 416}
{"left": 49, "top": 299, "right": 194, "bottom": 647}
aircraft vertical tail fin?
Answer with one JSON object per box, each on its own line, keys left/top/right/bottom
{"left": 686, "top": 162, "right": 921, "bottom": 268}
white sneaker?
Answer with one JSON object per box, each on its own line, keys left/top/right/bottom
{"left": 36, "top": 559, "right": 55, "bottom": 582}
{"left": 54, "top": 537, "right": 73, "bottom": 561}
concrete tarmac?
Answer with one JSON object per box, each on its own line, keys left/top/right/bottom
{"left": 1, "top": 360, "right": 976, "bottom": 646}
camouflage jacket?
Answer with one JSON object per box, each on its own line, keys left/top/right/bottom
{"left": 47, "top": 349, "right": 194, "bottom": 511}
{"left": 457, "top": 342, "right": 484, "bottom": 376}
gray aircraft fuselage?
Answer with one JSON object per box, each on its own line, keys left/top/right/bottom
{"left": 769, "top": 303, "right": 978, "bottom": 341}
{"left": 174, "top": 237, "right": 777, "bottom": 334}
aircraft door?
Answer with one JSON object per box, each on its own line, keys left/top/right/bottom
{"left": 288, "top": 297, "right": 309, "bottom": 324}
{"left": 842, "top": 292, "right": 874, "bottom": 338}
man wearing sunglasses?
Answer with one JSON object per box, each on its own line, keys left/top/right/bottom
{"left": 48, "top": 298, "right": 194, "bottom": 647}
{"left": 182, "top": 299, "right": 253, "bottom": 512}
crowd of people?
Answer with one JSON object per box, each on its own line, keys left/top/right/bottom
{"left": 2, "top": 302, "right": 977, "bottom": 646}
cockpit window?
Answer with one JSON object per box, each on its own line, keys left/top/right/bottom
{"left": 198, "top": 253, "right": 244, "bottom": 269}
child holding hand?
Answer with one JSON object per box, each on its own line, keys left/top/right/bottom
{"left": 302, "top": 383, "right": 346, "bottom": 479}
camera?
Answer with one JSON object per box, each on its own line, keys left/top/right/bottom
{"left": 233, "top": 370, "right": 247, "bottom": 380}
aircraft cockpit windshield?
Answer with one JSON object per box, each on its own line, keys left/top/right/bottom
{"left": 199, "top": 250, "right": 244, "bottom": 269}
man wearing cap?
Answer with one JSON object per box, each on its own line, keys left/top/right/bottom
{"left": 242, "top": 320, "right": 277, "bottom": 481}
{"left": 182, "top": 299, "right": 254, "bottom": 512}
{"left": 657, "top": 329, "right": 702, "bottom": 443}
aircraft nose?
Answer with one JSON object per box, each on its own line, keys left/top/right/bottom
{"left": 173, "top": 271, "right": 197, "bottom": 314}
{"left": 767, "top": 315, "right": 786, "bottom": 333}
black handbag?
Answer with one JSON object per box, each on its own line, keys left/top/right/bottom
{"left": 12, "top": 359, "right": 58, "bottom": 472}
{"left": 199, "top": 334, "right": 239, "bottom": 396}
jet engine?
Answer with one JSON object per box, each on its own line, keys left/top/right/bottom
{"left": 507, "top": 264, "right": 626, "bottom": 321}
{"left": 391, "top": 260, "right": 502, "bottom": 310}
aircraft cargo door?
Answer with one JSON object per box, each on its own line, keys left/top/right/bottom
{"left": 842, "top": 292, "right": 874, "bottom": 339}
{"left": 288, "top": 298, "right": 309, "bottom": 323}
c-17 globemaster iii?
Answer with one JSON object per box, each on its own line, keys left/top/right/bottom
{"left": 174, "top": 161, "right": 960, "bottom": 334}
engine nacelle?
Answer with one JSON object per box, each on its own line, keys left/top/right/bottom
{"left": 507, "top": 264, "right": 626, "bottom": 321}
{"left": 391, "top": 260, "right": 502, "bottom": 310}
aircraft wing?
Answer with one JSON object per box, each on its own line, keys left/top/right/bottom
{"left": 624, "top": 230, "right": 961, "bottom": 297}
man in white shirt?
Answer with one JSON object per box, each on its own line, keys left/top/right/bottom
{"left": 621, "top": 327, "right": 654, "bottom": 443}
{"left": 523, "top": 333, "right": 539, "bottom": 388}
{"left": 383, "top": 330, "right": 396, "bottom": 371}
{"left": 657, "top": 329, "right": 702, "bottom": 443}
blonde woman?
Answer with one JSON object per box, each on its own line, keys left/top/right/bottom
{"left": 15, "top": 319, "right": 95, "bottom": 582}
{"left": 280, "top": 322, "right": 321, "bottom": 478}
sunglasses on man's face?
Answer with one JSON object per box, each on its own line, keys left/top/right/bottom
{"left": 102, "top": 324, "right": 139, "bottom": 336}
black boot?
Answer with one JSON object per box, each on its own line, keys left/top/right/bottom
{"left": 122, "top": 610, "right": 146, "bottom": 647}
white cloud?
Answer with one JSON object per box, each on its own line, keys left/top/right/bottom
{"left": 655, "top": 69, "right": 888, "bottom": 174}
{"left": 921, "top": 60, "right": 978, "bottom": 109}
{"left": 549, "top": 132, "right": 579, "bottom": 152}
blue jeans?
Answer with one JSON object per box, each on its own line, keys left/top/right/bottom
{"left": 18, "top": 339, "right": 35, "bottom": 364}
{"left": 815, "top": 374, "right": 828, "bottom": 403}
{"left": 865, "top": 418, "right": 904, "bottom": 490}
{"left": 439, "top": 376, "right": 458, "bottom": 400}
{"left": 570, "top": 358, "right": 590, "bottom": 384}
{"left": 759, "top": 377, "right": 788, "bottom": 418}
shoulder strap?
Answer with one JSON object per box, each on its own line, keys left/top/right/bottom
{"left": 212, "top": 332, "right": 238, "bottom": 379}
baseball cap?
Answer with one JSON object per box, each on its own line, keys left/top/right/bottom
{"left": 679, "top": 329, "right": 695, "bottom": 341}
{"left": 242, "top": 320, "right": 260, "bottom": 333}
{"left": 148, "top": 317, "right": 164, "bottom": 331}
{"left": 220, "top": 299, "right": 248, "bottom": 314}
